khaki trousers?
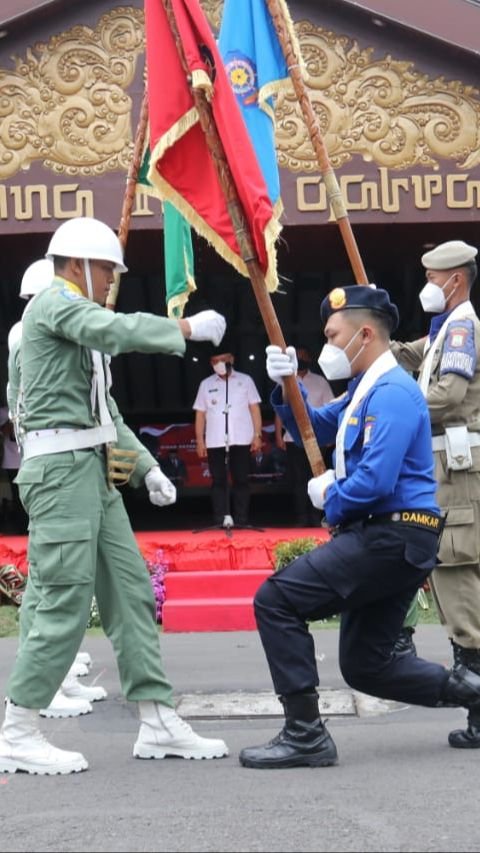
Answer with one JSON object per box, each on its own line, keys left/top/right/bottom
{"left": 429, "top": 564, "right": 480, "bottom": 648}
{"left": 432, "top": 448, "right": 480, "bottom": 648}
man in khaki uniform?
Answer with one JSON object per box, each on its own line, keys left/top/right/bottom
{"left": 0, "top": 216, "right": 229, "bottom": 775}
{"left": 392, "top": 239, "right": 480, "bottom": 748}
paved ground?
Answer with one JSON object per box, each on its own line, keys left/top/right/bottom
{"left": 1, "top": 625, "right": 480, "bottom": 853}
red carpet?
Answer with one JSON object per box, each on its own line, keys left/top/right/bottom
{"left": 0, "top": 527, "right": 330, "bottom": 632}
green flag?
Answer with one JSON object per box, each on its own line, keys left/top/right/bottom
{"left": 138, "top": 143, "right": 196, "bottom": 318}
{"left": 162, "top": 200, "right": 197, "bottom": 318}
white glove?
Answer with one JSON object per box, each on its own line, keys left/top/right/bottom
{"left": 266, "top": 344, "right": 298, "bottom": 384}
{"left": 307, "top": 470, "right": 336, "bottom": 510}
{"left": 187, "top": 310, "right": 226, "bottom": 346}
{"left": 145, "top": 466, "right": 177, "bottom": 507}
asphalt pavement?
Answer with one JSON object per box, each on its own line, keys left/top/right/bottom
{"left": 1, "top": 625, "right": 479, "bottom": 853}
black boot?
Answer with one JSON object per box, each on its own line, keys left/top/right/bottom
{"left": 393, "top": 627, "right": 417, "bottom": 657}
{"left": 449, "top": 708, "right": 480, "bottom": 749}
{"left": 441, "top": 665, "right": 480, "bottom": 749}
{"left": 239, "top": 692, "right": 338, "bottom": 769}
{"left": 450, "top": 640, "right": 480, "bottom": 675}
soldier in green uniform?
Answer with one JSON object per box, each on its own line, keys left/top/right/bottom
{"left": 392, "top": 239, "right": 480, "bottom": 748}
{"left": 7, "top": 258, "right": 107, "bottom": 719}
{"left": 0, "top": 216, "right": 229, "bottom": 775}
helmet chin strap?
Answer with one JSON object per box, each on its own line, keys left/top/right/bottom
{"left": 84, "top": 259, "right": 94, "bottom": 301}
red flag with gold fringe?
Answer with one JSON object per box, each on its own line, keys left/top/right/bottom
{"left": 144, "top": 0, "right": 281, "bottom": 292}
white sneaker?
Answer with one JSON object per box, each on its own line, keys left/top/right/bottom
{"left": 39, "top": 688, "right": 92, "bottom": 719}
{"left": 68, "top": 661, "right": 89, "bottom": 678}
{"left": 0, "top": 700, "right": 88, "bottom": 775}
{"left": 75, "top": 651, "right": 92, "bottom": 669}
{"left": 134, "top": 701, "right": 229, "bottom": 760}
{"left": 62, "top": 673, "right": 107, "bottom": 703}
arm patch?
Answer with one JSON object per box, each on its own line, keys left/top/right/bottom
{"left": 363, "top": 416, "right": 376, "bottom": 445}
{"left": 440, "top": 319, "right": 476, "bottom": 380}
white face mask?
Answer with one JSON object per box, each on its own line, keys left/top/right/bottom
{"left": 213, "top": 361, "right": 228, "bottom": 376}
{"left": 419, "top": 273, "right": 455, "bottom": 314}
{"left": 318, "top": 328, "right": 364, "bottom": 381}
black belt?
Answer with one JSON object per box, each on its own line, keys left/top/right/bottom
{"left": 331, "top": 509, "right": 444, "bottom": 536}
{"left": 366, "top": 510, "right": 443, "bottom": 533}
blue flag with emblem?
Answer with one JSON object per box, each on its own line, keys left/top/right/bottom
{"left": 218, "top": 0, "right": 297, "bottom": 211}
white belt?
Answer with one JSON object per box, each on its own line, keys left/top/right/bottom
{"left": 432, "top": 432, "right": 480, "bottom": 452}
{"left": 22, "top": 424, "right": 117, "bottom": 460}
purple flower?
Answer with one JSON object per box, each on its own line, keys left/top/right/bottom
{"left": 145, "top": 549, "right": 170, "bottom": 623}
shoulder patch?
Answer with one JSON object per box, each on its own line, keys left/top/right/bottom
{"left": 440, "top": 319, "right": 476, "bottom": 380}
{"left": 59, "top": 287, "right": 82, "bottom": 302}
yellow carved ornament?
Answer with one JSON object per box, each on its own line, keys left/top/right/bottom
{"left": 0, "top": 2, "right": 479, "bottom": 180}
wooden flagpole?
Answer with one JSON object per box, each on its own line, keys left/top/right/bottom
{"left": 264, "top": 0, "right": 369, "bottom": 286}
{"left": 161, "top": 0, "right": 326, "bottom": 476}
{"left": 106, "top": 83, "right": 150, "bottom": 311}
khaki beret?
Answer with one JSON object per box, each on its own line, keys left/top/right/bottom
{"left": 421, "top": 240, "right": 478, "bottom": 271}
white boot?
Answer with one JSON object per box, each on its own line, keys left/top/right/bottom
{"left": 75, "top": 651, "right": 92, "bottom": 669}
{"left": 69, "top": 660, "right": 89, "bottom": 678}
{"left": 39, "top": 687, "right": 92, "bottom": 719}
{"left": 0, "top": 699, "right": 88, "bottom": 775}
{"left": 61, "top": 672, "right": 107, "bottom": 703}
{"left": 133, "top": 701, "right": 229, "bottom": 760}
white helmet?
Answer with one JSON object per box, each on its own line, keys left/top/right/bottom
{"left": 46, "top": 217, "right": 127, "bottom": 273}
{"left": 20, "top": 258, "right": 54, "bottom": 300}
{"left": 8, "top": 320, "right": 23, "bottom": 352}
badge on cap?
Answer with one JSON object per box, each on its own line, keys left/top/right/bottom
{"left": 329, "top": 288, "right": 347, "bottom": 311}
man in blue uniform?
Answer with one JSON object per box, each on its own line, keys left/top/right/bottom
{"left": 239, "top": 285, "right": 480, "bottom": 770}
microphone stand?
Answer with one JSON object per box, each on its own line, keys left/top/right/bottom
{"left": 221, "top": 362, "right": 235, "bottom": 533}
{"left": 193, "top": 363, "right": 263, "bottom": 538}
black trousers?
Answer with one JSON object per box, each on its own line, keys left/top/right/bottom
{"left": 254, "top": 518, "right": 449, "bottom": 707}
{"left": 285, "top": 442, "right": 311, "bottom": 523}
{"left": 207, "top": 445, "right": 251, "bottom": 524}
{"left": 285, "top": 442, "right": 333, "bottom": 524}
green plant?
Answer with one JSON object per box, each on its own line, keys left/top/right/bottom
{"left": 87, "top": 596, "right": 101, "bottom": 629}
{"left": 274, "top": 537, "right": 320, "bottom": 570}
{"left": 0, "top": 605, "right": 21, "bottom": 637}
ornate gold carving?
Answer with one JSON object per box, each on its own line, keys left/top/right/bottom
{"left": 0, "top": 7, "right": 144, "bottom": 179}
{"left": 1, "top": 2, "right": 479, "bottom": 181}
{"left": 275, "top": 22, "right": 480, "bottom": 172}
{"left": 200, "top": 0, "right": 223, "bottom": 32}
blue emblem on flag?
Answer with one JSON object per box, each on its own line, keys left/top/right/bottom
{"left": 224, "top": 52, "right": 258, "bottom": 108}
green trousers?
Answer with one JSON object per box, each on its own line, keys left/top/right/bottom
{"left": 8, "top": 448, "right": 174, "bottom": 709}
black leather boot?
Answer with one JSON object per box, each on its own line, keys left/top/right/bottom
{"left": 393, "top": 627, "right": 417, "bottom": 657}
{"left": 441, "top": 665, "right": 480, "bottom": 749}
{"left": 451, "top": 640, "right": 480, "bottom": 675}
{"left": 449, "top": 708, "right": 480, "bottom": 749}
{"left": 441, "top": 664, "right": 480, "bottom": 706}
{"left": 239, "top": 692, "right": 338, "bottom": 769}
